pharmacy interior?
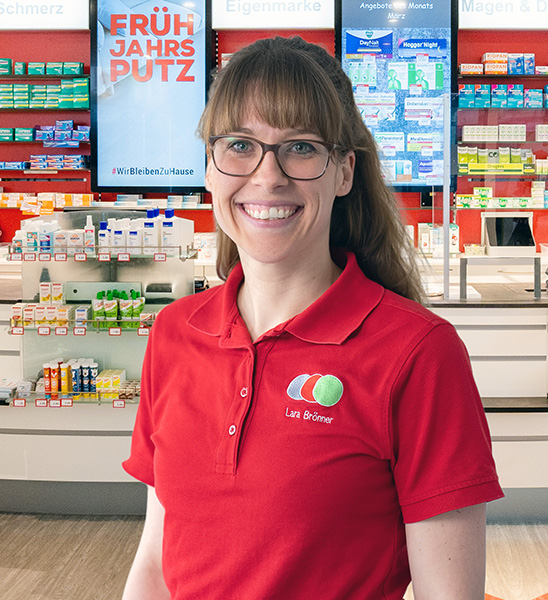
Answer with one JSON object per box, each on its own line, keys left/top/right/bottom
{"left": 0, "top": 0, "right": 547, "bottom": 519}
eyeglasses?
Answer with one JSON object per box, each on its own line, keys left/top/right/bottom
{"left": 208, "top": 135, "right": 342, "bottom": 181}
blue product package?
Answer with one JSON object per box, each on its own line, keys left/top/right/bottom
{"left": 491, "top": 84, "right": 508, "bottom": 108}
{"left": 524, "top": 89, "right": 543, "bottom": 108}
{"left": 459, "top": 84, "right": 475, "bottom": 108}
{"left": 545, "top": 86, "right": 548, "bottom": 108}
{"left": 474, "top": 84, "right": 491, "bottom": 108}
{"left": 524, "top": 54, "right": 535, "bottom": 75}
{"left": 508, "top": 84, "right": 524, "bottom": 108}
{"left": 508, "top": 53, "right": 524, "bottom": 75}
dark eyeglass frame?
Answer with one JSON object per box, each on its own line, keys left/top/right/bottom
{"left": 208, "top": 134, "right": 343, "bottom": 181}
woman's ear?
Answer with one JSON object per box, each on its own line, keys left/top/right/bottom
{"left": 335, "top": 151, "right": 355, "bottom": 197}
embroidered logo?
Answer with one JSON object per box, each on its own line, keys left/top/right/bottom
{"left": 286, "top": 374, "right": 343, "bottom": 407}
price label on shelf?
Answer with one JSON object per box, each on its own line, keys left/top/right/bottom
{"left": 98, "top": 252, "right": 111, "bottom": 262}
{"left": 109, "top": 327, "right": 122, "bottom": 336}
{"left": 11, "top": 327, "right": 24, "bottom": 336}
{"left": 49, "top": 399, "right": 61, "bottom": 408}
{"left": 9, "top": 253, "right": 22, "bottom": 262}
{"left": 61, "top": 398, "right": 73, "bottom": 408}
{"left": 73, "top": 326, "right": 87, "bottom": 336}
{"left": 74, "top": 253, "right": 87, "bottom": 262}
{"left": 55, "top": 326, "right": 68, "bottom": 336}
{"left": 38, "top": 253, "right": 52, "bottom": 262}
{"left": 13, "top": 398, "right": 26, "bottom": 408}
{"left": 137, "top": 327, "right": 149, "bottom": 337}
{"left": 23, "top": 253, "right": 36, "bottom": 261}
{"left": 35, "top": 398, "right": 48, "bottom": 407}
{"left": 38, "top": 326, "right": 51, "bottom": 336}
{"left": 117, "top": 253, "right": 130, "bottom": 262}
{"left": 54, "top": 253, "right": 68, "bottom": 262}
{"left": 154, "top": 253, "right": 167, "bottom": 262}
{"left": 113, "top": 399, "right": 126, "bottom": 409}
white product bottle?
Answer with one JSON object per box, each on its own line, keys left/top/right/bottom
{"left": 11, "top": 230, "right": 24, "bottom": 253}
{"left": 142, "top": 209, "right": 159, "bottom": 255}
{"left": 23, "top": 220, "right": 40, "bottom": 253}
{"left": 84, "top": 215, "right": 96, "bottom": 256}
{"left": 39, "top": 220, "right": 59, "bottom": 254}
{"left": 127, "top": 219, "right": 143, "bottom": 256}
{"left": 161, "top": 208, "right": 178, "bottom": 256}
{"left": 112, "top": 226, "right": 128, "bottom": 252}
{"left": 97, "top": 221, "right": 110, "bottom": 251}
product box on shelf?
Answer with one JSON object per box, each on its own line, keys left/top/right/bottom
{"left": 508, "top": 84, "right": 524, "bottom": 108}
{"left": 536, "top": 124, "right": 548, "bottom": 141}
{"left": 545, "top": 86, "right": 548, "bottom": 108}
{"left": 46, "top": 62, "right": 63, "bottom": 75}
{"left": 27, "top": 62, "right": 45, "bottom": 75}
{"left": 482, "top": 52, "right": 508, "bottom": 64}
{"left": 475, "top": 84, "right": 490, "bottom": 108}
{"left": 524, "top": 54, "right": 535, "bottom": 75}
{"left": 0, "top": 58, "right": 13, "bottom": 74}
{"left": 0, "top": 127, "right": 14, "bottom": 141}
{"left": 458, "top": 84, "right": 475, "bottom": 108}
{"left": 525, "top": 89, "right": 544, "bottom": 108}
{"left": 460, "top": 63, "right": 483, "bottom": 75}
{"left": 508, "top": 53, "right": 525, "bottom": 75}
{"left": 484, "top": 62, "right": 508, "bottom": 75}
{"left": 491, "top": 84, "right": 508, "bottom": 108}
{"left": 14, "top": 127, "right": 34, "bottom": 142}
{"left": 14, "top": 62, "right": 25, "bottom": 75}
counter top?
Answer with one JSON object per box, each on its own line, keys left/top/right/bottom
{"left": 0, "top": 278, "right": 22, "bottom": 304}
{"left": 430, "top": 283, "right": 548, "bottom": 308}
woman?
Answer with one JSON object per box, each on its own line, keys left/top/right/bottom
{"left": 122, "top": 36, "right": 503, "bottom": 599}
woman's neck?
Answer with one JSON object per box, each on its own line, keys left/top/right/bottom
{"left": 236, "top": 251, "right": 342, "bottom": 342}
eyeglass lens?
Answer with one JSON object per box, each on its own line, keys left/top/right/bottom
{"left": 211, "top": 137, "right": 331, "bottom": 180}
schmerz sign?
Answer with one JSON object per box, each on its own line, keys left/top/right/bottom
{"left": 0, "top": 0, "right": 89, "bottom": 29}
{"left": 460, "top": 0, "right": 548, "bottom": 28}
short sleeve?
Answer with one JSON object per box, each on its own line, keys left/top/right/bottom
{"left": 122, "top": 326, "right": 157, "bottom": 486}
{"left": 390, "top": 322, "right": 504, "bottom": 523}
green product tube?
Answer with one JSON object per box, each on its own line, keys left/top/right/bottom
{"left": 104, "top": 291, "right": 118, "bottom": 328}
{"left": 132, "top": 292, "right": 145, "bottom": 329}
{"left": 119, "top": 291, "right": 133, "bottom": 329}
{"left": 91, "top": 291, "right": 105, "bottom": 330}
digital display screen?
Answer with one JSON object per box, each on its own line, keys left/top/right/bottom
{"left": 91, "top": 0, "right": 210, "bottom": 192}
{"left": 486, "top": 217, "right": 535, "bottom": 247}
{"left": 338, "top": 0, "right": 456, "bottom": 191}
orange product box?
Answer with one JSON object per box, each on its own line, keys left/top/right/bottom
{"left": 484, "top": 63, "right": 508, "bottom": 75}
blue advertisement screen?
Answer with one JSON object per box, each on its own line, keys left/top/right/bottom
{"left": 340, "top": 1, "right": 454, "bottom": 190}
{"left": 92, "top": 0, "right": 208, "bottom": 192}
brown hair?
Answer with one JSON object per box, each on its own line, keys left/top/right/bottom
{"left": 197, "top": 36, "right": 425, "bottom": 304}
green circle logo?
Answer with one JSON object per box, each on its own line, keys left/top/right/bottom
{"left": 313, "top": 375, "right": 343, "bottom": 407}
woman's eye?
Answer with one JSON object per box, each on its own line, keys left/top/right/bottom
{"left": 226, "top": 139, "right": 253, "bottom": 153}
{"left": 287, "top": 141, "right": 317, "bottom": 155}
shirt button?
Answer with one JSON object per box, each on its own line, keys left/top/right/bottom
{"left": 228, "top": 425, "right": 237, "bottom": 436}
{"left": 240, "top": 387, "right": 248, "bottom": 398}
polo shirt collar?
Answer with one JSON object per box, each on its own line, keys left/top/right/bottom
{"left": 187, "top": 250, "right": 385, "bottom": 346}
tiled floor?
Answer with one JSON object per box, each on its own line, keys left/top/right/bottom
{"left": 0, "top": 514, "right": 546, "bottom": 599}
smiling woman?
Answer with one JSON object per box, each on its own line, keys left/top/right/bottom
{"left": 121, "top": 35, "right": 503, "bottom": 600}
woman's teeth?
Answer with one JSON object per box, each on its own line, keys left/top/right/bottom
{"left": 244, "top": 206, "right": 297, "bottom": 220}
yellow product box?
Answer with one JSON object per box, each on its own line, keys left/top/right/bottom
{"left": 55, "top": 305, "right": 74, "bottom": 326}
{"left": 39, "top": 282, "right": 51, "bottom": 304}
{"left": 111, "top": 369, "right": 127, "bottom": 388}
{"left": 484, "top": 63, "right": 508, "bottom": 75}
{"left": 482, "top": 52, "right": 508, "bottom": 64}
{"left": 11, "top": 303, "right": 25, "bottom": 325}
{"left": 51, "top": 282, "right": 64, "bottom": 305}
{"left": 45, "top": 304, "right": 57, "bottom": 324}
{"left": 23, "top": 304, "right": 37, "bottom": 326}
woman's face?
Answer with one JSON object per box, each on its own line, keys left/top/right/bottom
{"left": 205, "top": 117, "right": 355, "bottom": 268}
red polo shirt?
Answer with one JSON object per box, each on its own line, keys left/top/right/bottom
{"left": 123, "top": 251, "right": 503, "bottom": 600}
